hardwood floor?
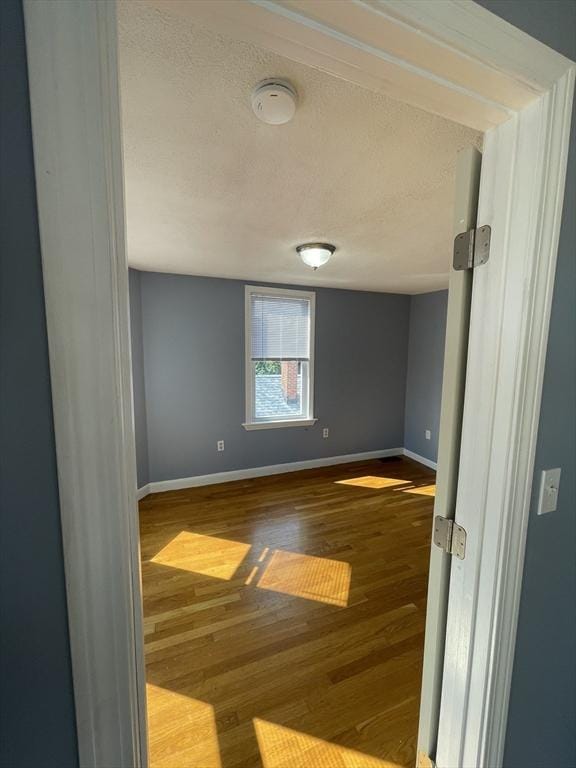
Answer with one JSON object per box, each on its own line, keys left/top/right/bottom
{"left": 139, "top": 457, "right": 435, "bottom": 768}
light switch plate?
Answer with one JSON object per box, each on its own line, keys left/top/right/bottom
{"left": 537, "top": 468, "right": 561, "bottom": 515}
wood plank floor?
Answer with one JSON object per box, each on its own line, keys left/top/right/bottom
{"left": 139, "top": 457, "right": 435, "bottom": 768}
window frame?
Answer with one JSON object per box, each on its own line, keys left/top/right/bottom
{"left": 243, "top": 285, "right": 317, "bottom": 430}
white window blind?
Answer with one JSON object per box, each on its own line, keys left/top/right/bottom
{"left": 250, "top": 294, "right": 311, "bottom": 361}
{"left": 244, "top": 286, "right": 316, "bottom": 429}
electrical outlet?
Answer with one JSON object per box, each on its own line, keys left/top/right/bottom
{"left": 323, "top": 428, "right": 329, "bottom": 439}
{"left": 217, "top": 440, "right": 225, "bottom": 452}
{"left": 425, "top": 430, "right": 431, "bottom": 440}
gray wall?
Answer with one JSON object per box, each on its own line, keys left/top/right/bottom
{"left": 129, "top": 270, "right": 150, "bottom": 487}
{"left": 134, "top": 271, "right": 410, "bottom": 482}
{"left": 476, "top": 3, "right": 576, "bottom": 767}
{"left": 0, "top": 1, "right": 78, "bottom": 766}
{"left": 404, "top": 291, "right": 448, "bottom": 464}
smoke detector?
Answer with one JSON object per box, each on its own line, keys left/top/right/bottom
{"left": 251, "top": 79, "right": 298, "bottom": 125}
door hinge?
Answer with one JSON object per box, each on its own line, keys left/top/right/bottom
{"left": 433, "top": 516, "right": 467, "bottom": 559}
{"left": 453, "top": 224, "right": 491, "bottom": 270}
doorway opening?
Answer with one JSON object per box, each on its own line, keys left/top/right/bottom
{"left": 118, "top": 3, "right": 480, "bottom": 765}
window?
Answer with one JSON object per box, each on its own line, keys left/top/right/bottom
{"left": 244, "top": 286, "right": 316, "bottom": 430}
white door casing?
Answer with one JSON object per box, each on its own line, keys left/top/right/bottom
{"left": 437, "top": 74, "right": 575, "bottom": 768}
{"left": 23, "top": 1, "right": 148, "bottom": 766}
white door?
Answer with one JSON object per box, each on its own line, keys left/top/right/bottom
{"left": 417, "top": 146, "right": 482, "bottom": 767}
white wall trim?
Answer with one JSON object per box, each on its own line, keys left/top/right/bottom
{"left": 403, "top": 448, "right": 438, "bottom": 471}
{"left": 242, "top": 418, "right": 318, "bottom": 430}
{"left": 140, "top": 448, "right": 403, "bottom": 496}
{"left": 136, "top": 485, "right": 151, "bottom": 501}
{"left": 23, "top": 2, "right": 147, "bottom": 766}
{"left": 437, "top": 68, "right": 575, "bottom": 768}
{"left": 148, "top": 0, "right": 573, "bottom": 132}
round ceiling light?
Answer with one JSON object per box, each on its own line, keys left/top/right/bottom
{"left": 251, "top": 79, "right": 298, "bottom": 125}
{"left": 296, "top": 243, "right": 335, "bottom": 270}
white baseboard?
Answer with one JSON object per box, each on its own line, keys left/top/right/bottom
{"left": 403, "top": 448, "right": 437, "bottom": 471}
{"left": 140, "top": 447, "right": 404, "bottom": 497}
{"left": 136, "top": 484, "right": 150, "bottom": 501}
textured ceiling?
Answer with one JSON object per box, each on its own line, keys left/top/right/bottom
{"left": 118, "top": 2, "right": 482, "bottom": 294}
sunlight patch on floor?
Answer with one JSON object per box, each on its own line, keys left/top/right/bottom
{"left": 401, "top": 484, "right": 436, "bottom": 497}
{"left": 146, "top": 684, "right": 221, "bottom": 768}
{"left": 254, "top": 718, "right": 402, "bottom": 768}
{"left": 335, "top": 476, "right": 412, "bottom": 490}
{"left": 150, "top": 531, "right": 352, "bottom": 606}
{"left": 257, "top": 549, "right": 351, "bottom": 606}
{"left": 151, "top": 531, "right": 251, "bottom": 580}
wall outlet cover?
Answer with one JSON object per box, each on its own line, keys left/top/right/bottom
{"left": 425, "top": 430, "right": 431, "bottom": 440}
{"left": 323, "top": 428, "right": 329, "bottom": 439}
{"left": 217, "top": 440, "right": 225, "bottom": 452}
{"left": 537, "top": 467, "right": 561, "bottom": 515}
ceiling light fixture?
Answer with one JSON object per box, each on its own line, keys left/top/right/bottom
{"left": 296, "top": 243, "right": 335, "bottom": 270}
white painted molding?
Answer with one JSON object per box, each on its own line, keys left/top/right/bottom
{"left": 479, "top": 67, "right": 574, "bottom": 768}
{"left": 142, "top": 448, "right": 404, "bottom": 496}
{"left": 147, "top": 0, "right": 572, "bottom": 131}
{"left": 403, "top": 448, "right": 438, "bottom": 471}
{"left": 374, "top": 0, "right": 572, "bottom": 91}
{"left": 242, "top": 419, "right": 318, "bottom": 430}
{"left": 437, "top": 67, "right": 575, "bottom": 768}
{"left": 23, "top": 1, "right": 147, "bottom": 766}
{"left": 136, "top": 485, "right": 151, "bottom": 501}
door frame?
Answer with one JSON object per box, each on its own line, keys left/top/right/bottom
{"left": 23, "top": 1, "right": 574, "bottom": 767}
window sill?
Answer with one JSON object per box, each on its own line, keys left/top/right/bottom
{"left": 243, "top": 418, "right": 317, "bottom": 431}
